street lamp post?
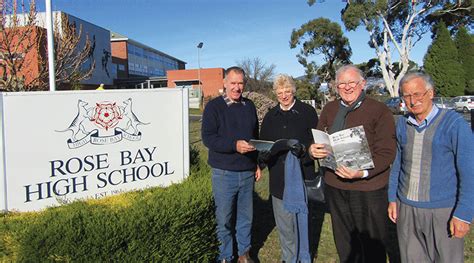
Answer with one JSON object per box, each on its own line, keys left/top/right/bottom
{"left": 197, "top": 42, "right": 203, "bottom": 109}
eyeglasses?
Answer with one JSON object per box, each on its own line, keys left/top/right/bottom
{"left": 402, "top": 90, "right": 429, "bottom": 101}
{"left": 336, "top": 80, "right": 362, "bottom": 89}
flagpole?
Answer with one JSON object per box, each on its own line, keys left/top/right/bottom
{"left": 45, "top": 0, "right": 56, "bottom": 91}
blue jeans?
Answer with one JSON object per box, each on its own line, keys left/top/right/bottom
{"left": 211, "top": 168, "right": 255, "bottom": 261}
{"left": 272, "top": 195, "right": 298, "bottom": 262}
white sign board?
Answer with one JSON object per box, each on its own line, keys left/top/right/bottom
{"left": 0, "top": 89, "right": 189, "bottom": 212}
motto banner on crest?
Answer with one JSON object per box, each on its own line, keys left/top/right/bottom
{"left": 0, "top": 88, "right": 189, "bottom": 212}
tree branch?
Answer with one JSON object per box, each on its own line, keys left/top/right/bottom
{"left": 435, "top": 5, "right": 473, "bottom": 16}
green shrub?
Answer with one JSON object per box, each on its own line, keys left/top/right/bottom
{"left": 190, "top": 144, "right": 201, "bottom": 168}
{"left": 0, "top": 168, "right": 217, "bottom": 262}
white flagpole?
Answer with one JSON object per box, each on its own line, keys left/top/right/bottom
{"left": 45, "top": 0, "right": 56, "bottom": 91}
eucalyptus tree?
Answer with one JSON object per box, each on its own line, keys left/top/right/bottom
{"left": 425, "top": 0, "right": 473, "bottom": 36}
{"left": 290, "top": 17, "right": 352, "bottom": 84}
{"left": 307, "top": 0, "right": 473, "bottom": 97}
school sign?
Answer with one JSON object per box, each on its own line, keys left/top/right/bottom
{"left": 0, "top": 89, "right": 189, "bottom": 212}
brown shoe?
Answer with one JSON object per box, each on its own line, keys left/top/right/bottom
{"left": 237, "top": 251, "right": 254, "bottom": 263}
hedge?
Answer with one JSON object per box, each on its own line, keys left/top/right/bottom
{"left": 0, "top": 160, "right": 218, "bottom": 262}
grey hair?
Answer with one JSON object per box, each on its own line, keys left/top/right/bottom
{"left": 224, "top": 66, "right": 246, "bottom": 79}
{"left": 273, "top": 74, "right": 296, "bottom": 93}
{"left": 399, "top": 72, "right": 435, "bottom": 92}
{"left": 335, "top": 64, "right": 365, "bottom": 83}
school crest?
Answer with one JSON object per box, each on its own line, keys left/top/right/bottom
{"left": 58, "top": 98, "right": 149, "bottom": 148}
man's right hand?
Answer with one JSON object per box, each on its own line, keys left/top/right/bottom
{"left": 388, "top": 202, "right": 397, "bottom": 223}
{"left": 309, "top": 143, "right": 329, "bottom": 159}
{"left": 450, "top": 217, "right": 471, "bottom": 238}
{"left": 236, "top": 140, "right": 256, "bottom": 154}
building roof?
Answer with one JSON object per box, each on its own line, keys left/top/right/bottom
{"left": 174, "top": 79, "right": 201, "bottom": 86}
{"left": 110, "top": 31, "right": 128, "bottom": 40}
{"left": 110, "top": 31, "right": 186, "bottom": 64}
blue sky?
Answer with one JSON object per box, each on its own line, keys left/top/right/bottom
{"left": 36, "top": 0, "right": 432, "bottom": 77}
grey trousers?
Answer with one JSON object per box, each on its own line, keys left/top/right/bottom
{"left": 397, "top": 201, "right": 464, "bottom": 263}
{"left": 272, "top": 195, "right": 297, "bottom": 262}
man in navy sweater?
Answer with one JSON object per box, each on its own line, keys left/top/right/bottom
{"left": 201, "top": 66, "right": 261, "bottom": 263}
{"left": 388, "top": 72, "right": 474, "bottom": 262}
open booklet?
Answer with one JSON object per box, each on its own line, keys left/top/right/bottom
{"left": 311, "top": 125, "right": 374, "bottom": 171}
{"left": 248, "top": 139, "right": 293, "bottom": 152}
{"left": 248, "top": 139, "right": 275, "bottom": 152}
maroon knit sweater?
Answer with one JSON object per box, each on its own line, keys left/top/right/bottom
{"left": 317, "top": 97, "right": 396, "bottom": 191}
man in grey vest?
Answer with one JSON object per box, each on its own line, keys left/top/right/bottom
{"left": 388, "top": 72, "right": 474, "bottom": 262}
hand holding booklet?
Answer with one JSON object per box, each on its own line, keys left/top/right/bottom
{"left": 249, "top": 139, "right": 299, "bottom": 153}
{"left": 311, "top": 125, "right": 374, "bottom": 171}
{"left": 248, "top": 139, "right": 275, "bottom": 152}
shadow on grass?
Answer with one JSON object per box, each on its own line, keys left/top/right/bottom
{"left": 309, "top": 201, "right": 329, "bottom": 261}
{"left": 387, "top": 220, "right": 401, "bottom": 263}
{"left": 249, "top": 192, "right": 275, "bottom": 263}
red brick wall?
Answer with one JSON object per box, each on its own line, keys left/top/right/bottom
{"left": 167, "top": 68, "right": 224, "bottom": 98}
{"left": 111, "top": 41, "right": 128, "bottom": 79}
{"left": 0, "top": 26, "right": 46, "bottom": 87}
{"left": 111, "top": 41, "right": 128, "bottom": 59}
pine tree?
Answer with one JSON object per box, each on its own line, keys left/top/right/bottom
{"left": 455, "top": 26, "right": 474, "bottom": 95}
{"left": 423, "top": 22, "right": 464, "bottom": 97}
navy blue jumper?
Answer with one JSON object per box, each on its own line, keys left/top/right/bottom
{"left": 201, "top": 96, "right": 258, "bottom": 171}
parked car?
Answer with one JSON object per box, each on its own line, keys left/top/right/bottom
{"left": 452, "top": 96, "right": 474, "bottom": 113}
{"left": 384, "top": 97, "right": 407, "bottom": 115}
{"left": 433, "top": 97, "right": 455, "bottom": 110}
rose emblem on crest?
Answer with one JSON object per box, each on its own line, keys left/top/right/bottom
{"left": 91, "top": 102, "right": 122, "bottom": 131}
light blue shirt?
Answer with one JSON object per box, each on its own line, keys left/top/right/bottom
{"left": 406, "top": 104, "right": 439, "bottom": 128}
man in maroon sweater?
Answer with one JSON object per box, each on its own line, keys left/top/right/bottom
{"left": 309, "top": 65, "right": 399, "bottom": 263}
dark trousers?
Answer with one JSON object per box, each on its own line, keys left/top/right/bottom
{"left": 325, "top": 184, "right": 399, "bottom": 263}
